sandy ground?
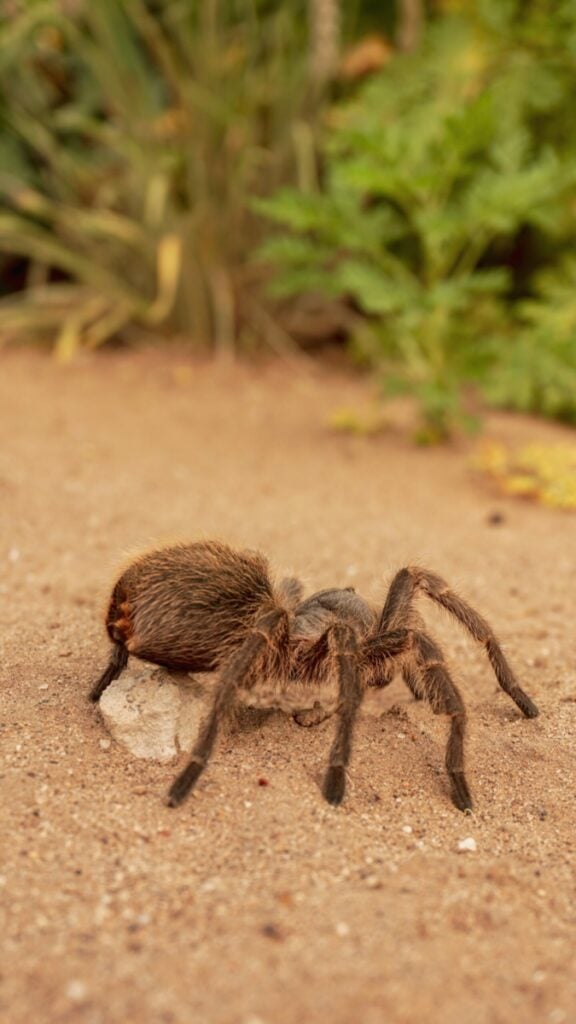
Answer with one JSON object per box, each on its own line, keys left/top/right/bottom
{"left": 1, "top": 349, "right": 575, "bottom": 1024}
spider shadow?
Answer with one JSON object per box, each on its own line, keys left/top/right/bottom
{"left": 230, "top": 705, "right": 284, "bottom": 734}
{"left": 177, "top": 672, "right": 285, "bottom": 736}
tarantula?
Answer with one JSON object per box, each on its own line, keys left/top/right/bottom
{"left": 90, "top": 540, "right": 539, "bottom": 811}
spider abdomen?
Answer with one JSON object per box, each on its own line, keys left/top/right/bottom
{"left": 107, "top": 540, "right": 275, "bottom": 672}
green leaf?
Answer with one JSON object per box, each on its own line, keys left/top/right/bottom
{"left": 335, "top": 262, "right": 416, "bottom": 315}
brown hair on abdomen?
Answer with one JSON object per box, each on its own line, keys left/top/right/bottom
{"left": 106, "top": 540, "right": 275, "bottom": 672}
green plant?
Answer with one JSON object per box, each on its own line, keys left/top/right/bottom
{"left": 485, "top": 258, "right": 576, "bottom": 423}
{"left": 258, "top": 6, "right": 576, "bottom": 437}
{"left": 0, "top": 0, "right": 308, "bottom": 357}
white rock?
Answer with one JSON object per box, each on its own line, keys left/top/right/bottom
{"left": 176, "top": 675, "right": 211, "bottom": 752}
{"left": 99, "top": 666, "right": 207, "bottom": 762}
{"left": 457, "top": 837, "right": 477, "bottom": 853}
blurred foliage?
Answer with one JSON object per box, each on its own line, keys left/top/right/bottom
{"left": 1, "top": 0, "right": 576, "bottom": 445}
{"left": 474, "top": 440, "right": 576, "bottom": 510}
{"left": 0, "top": 0, "right": 309, "bottom": 357}
{"left": 328, "top": 404, "right": 390, "bottom": 437}
{"left": 258, "top": 0, "right": 576, "bottom": 437}
{"left": 485, "top": 258, "right": 576, "bottom": 424}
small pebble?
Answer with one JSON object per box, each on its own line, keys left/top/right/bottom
{"left": 402, "top": 825, "right": 413, "bottom": 834}
{"left": 365, "top": 875, "right": 382, "bottom": 890}
{"left": 549, "top": 1010, "right": 567, "bottom": 1024}
{"left": 487, "top": 511, "right": 505, "bottom": 526}
{"left": 66, "top": 980, "right": 87, "bottom": 1002}
{"left": 457, "top": 837, "right": 477, "bottom": 853}
{"left": 38, "top": 684, "right": 49, "bottom": 691}
{"left": 335, "top": 922, "right": 350, "bottom": 937}
{"left": 99, "top": 739, "right": 111, "bottom": 751}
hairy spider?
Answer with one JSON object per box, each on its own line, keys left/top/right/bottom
{"left": 90, "top": 540, "right": 538, "bottom": 811}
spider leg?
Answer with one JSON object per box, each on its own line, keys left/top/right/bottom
{"left": 167, "top": 607, "right": 289, "bottom": 807}
{"left": 401, "top": 611, "right": 428, "bottom": 700}
{"left": 361, "top": 628, "right": 414, "bottom": 690}
{"left": 362, "top": 621, "right": 471, "bottom": 810}
{"left": 90, "top": 581, "right": 131, "bottom": 702}
{"left": 293, "top": 626, "right": 408, "bottom": 732}
{"left": 322, "top": 625, "right": 410, "bottom": 805}
{"left": 365, "top": 590, "right": 425, "bottom": 698}
{"left": 89, "top": 642, "right": 129, "bottom": 702}
{"left": 379, "top": 567, "right": 538, "bottom": 719}
{"left": 411, "top": 630, "right": 472, "bottom": 812}
{"left": 322, "top": 623, "right": 363, "bottom": 806}
{"left": 402, "top": 659, "right": 424, "bottom": 701}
